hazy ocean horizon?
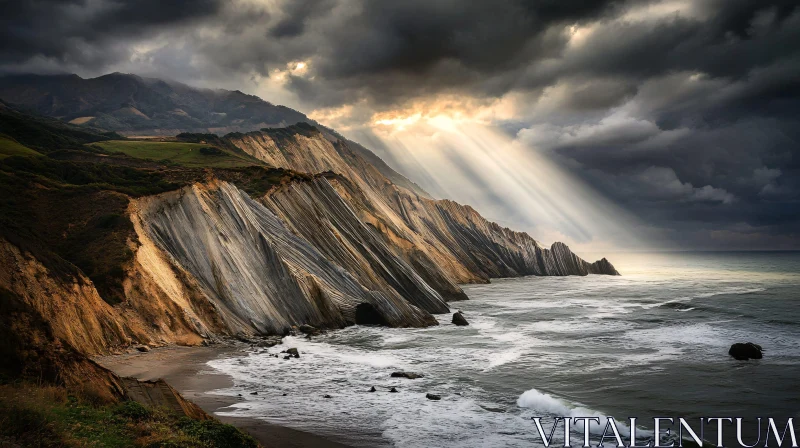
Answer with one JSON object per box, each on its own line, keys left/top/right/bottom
{"left": 208, "top": 251, "right": 800, "bottom": 447}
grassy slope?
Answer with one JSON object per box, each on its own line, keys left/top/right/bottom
{"left": 0, "top": 383, "right": 258, "bottom": 448}
{"left": 0, "top": 135, "right": 41, "bottom": 159}
{"left": 90, "top": 140, "right": 261, "bottom": 168}
{"left": 0, "top": 100, "right": 120, "bottom": 153}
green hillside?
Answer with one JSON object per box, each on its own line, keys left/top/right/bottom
{"left": 90, "top": 140, "right": 261, "bottom": 168}
{"left": 0, "top": 135, "right": 41, "bottom": 159}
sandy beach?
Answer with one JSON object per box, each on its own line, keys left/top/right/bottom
{"left": 96, "top": 345, "right": 352, "bottom": 448}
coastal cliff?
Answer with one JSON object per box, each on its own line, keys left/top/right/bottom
{"left": 0, "top": 98, "right": 617, "bottom": 386}
{"left": 133, "top": 181, "right": 439, "bottom": 336}
{"left": 228, "top": 124, "right": 620, "bottom": 285}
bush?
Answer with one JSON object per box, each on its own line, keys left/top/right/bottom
{"left": 113, "top": 400, "right": 152, "bottom": 421}
{"left": 177, "top": 418, "right": 259, "bottom": 448}
{"left": 199, "top": 147, "right": 223, "bottom": 156}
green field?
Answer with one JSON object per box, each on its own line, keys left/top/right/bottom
{"left": 89, "top": 140, "right": 260, "bottom": 168}
{"left": 0, "top": 135, "right": 42, "bottom": 159}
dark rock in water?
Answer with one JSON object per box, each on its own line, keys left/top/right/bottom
{"left": 256, "top": 339, "right": 280, "bottom": 348}
{"left": 452, "top": 311, "right": 469, "bottom": 326}
{"left": 237, "top": 394, "right": 242, "bottom": 397}
{"left": 588, "top": 257, "right": 620, "bottom": 276}
{"left": 426, "top": 393, "right": 441, "bottom": 401}
{"left": 323, "top": 394, "right": 332, "bottom": 399}
{"left": 283, "top": 355, "right": 291, "bottom": 360}
{"left": 389, "top": 387, "right": 399, "bottom": 393}
{"left": 250, "top": 392, "right": 258, "bottom": 395}
{"left": 285, "top": 347, "right": 299, "bottom": 356}
{"left": 391, "top": 371, "right": 424, "bottom": 379}
{"left": 729, "top": 342, "right": 763, "bottom": 360}
{"left": 298, "top": 324, "right": 320, "bottom": 335}
{"left": 369, "top": 386, "right": 376, "bottom": 392}
{"left": 135, "top": 345, "right": 150, "bottom": 352}
{"left": 282, "top": 393, "right": 287, "bottom": 396}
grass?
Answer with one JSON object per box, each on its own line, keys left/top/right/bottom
{"left": 89, "top": 140, "right": 261, "bottom": 168}
{"left": 0, "top": 134, "right": 41, "bottom": 159}
{"left": 0, "top": 383, "right": 260, "bottom": 448}
{"left": 0, "top": 101, "right": 119, "bottom": 153}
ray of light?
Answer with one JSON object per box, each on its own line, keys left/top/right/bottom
{"left": 358, "top": 118, "right": 657, "bottom": 252}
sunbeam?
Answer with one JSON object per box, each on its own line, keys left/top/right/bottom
{"left": 354, "top": 116, "right": 656, "bottom": 252}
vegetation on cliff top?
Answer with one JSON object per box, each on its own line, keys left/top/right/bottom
{"left": 0, "top": 383, "right": 259, "bottom": 448}
{"left": 89, "top": 140, "right": 261, "bottom": 168}
{"left": 0, "top": 135, "right": 42, "bottom": 159}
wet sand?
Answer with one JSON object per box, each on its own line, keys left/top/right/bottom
{"left": 96, "top": 345, "right": 352, "bottom": 448}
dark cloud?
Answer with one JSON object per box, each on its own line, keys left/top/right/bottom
{"left": 0, "top": 0, "right": 223, "bottom": 70}
{"left": 269, "top": 0, "right": 335, "bottom": 38}
{"left": 0, "top": 0, "right": 798, "bottom": 248}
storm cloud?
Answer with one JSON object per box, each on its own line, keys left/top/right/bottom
{"left": 1, "top": 0, "right": 798, "bottom": 249}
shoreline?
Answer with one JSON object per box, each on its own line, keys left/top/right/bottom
{"left": 95, "top": 344, "right": 353, "bottom": 448}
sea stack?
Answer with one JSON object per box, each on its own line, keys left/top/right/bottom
{"left": 452, "top": 312, "right": 469, "bottom": 326}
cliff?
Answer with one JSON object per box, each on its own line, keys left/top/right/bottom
{"left": 228, "top": 124, "right": 620, "bottom": 286}
{"left": 132, "top": 181, "right": 439, "bottom": 335}
{"left": 0, "top": 100, "right": 618, "bottom": 395}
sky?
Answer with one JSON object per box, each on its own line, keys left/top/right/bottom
{"left": 2, "top": 0, "right": 799, "bottom": 250}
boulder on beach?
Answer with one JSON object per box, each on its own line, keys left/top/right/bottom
{"left": 426, "top": 393, "right": 441, "bottom": 401}
{"left": 135, "top": 345, "right": 150, "bottom": 352}
{"left": 391, "top": 371, "right": 424, "bottom": 379}
{"left": 452, "top": 311, "right": 469, "bottom": 326}
{"left": 729, "top": 342, "right": 763, "bottom": 360}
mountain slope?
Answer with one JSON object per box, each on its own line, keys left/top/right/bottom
{"left": 0, "top": 72, "right": 430, "bottom": 197}
{"left": 0, "top": 73, "right": 306, "bottom": 135}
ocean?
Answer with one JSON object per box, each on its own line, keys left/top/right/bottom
{"left": 208, "top": 252, "right": 800, "bottom": 447}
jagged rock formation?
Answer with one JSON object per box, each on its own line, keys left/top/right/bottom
{"left": 133, "top": 181, "right": 439, "bottom": 335}
{"left": 262, "top": 176, "right": 465, "bottom": 303}
{"left": 228, "top": 124, "right": 620, "bottom": 287}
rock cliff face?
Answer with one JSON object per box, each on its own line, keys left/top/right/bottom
{"left": 132, "top": 181, "right": 439, "bottom": 336}
{"left": 227, "top": 125, "right": 620, "bottom": 288}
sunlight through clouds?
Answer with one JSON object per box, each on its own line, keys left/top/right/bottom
{"left": 363, "top": 111, "right": 652, "bottom": 252}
